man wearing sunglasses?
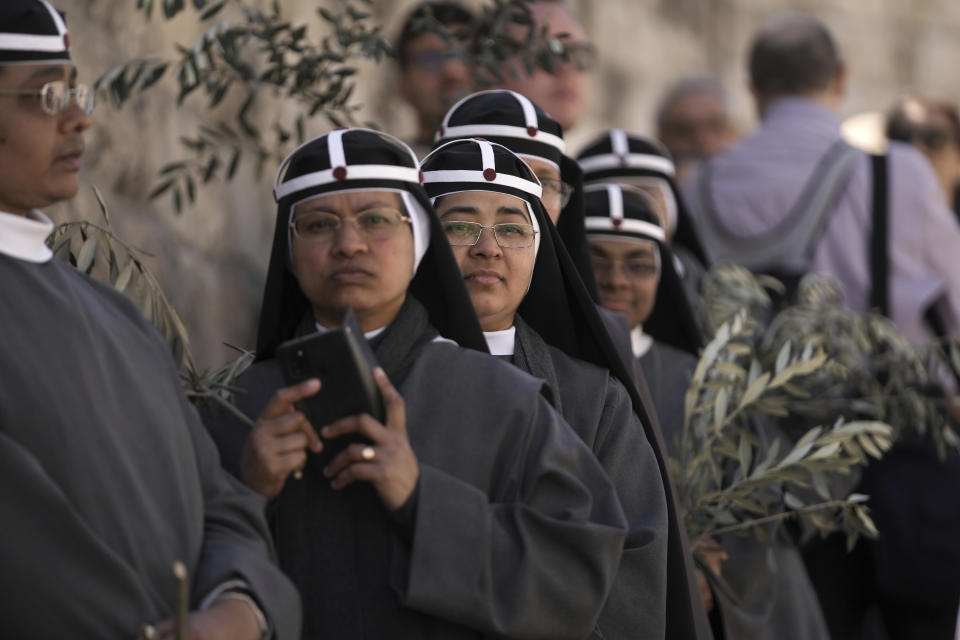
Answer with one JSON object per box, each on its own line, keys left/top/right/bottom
{"left": 394, "top": 2, "right": 475, "bottom": 158}
{"left": 494, "top": 0, "right": 597, "bottom": 133}
{"left": 0, "top": 2, "right": 300, "bottom": 638}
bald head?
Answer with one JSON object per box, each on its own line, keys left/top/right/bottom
{"left": 749, "top": 13, "right": 841, "bottom": 99}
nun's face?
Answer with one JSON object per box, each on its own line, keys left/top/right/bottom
{"left": 588, "top": 237, "right": 659, "bottom": 329}
{"left": 0, "top": 64, "right": 91, "bottom": 215}
{"left": 290, "top": 190, "right": 414, "bottom": 332}
{"left": 522, "top": 156, "right": 563, "bottom": 223}
{"left": 437, "top": 190, "right": 537, "bottom": 332}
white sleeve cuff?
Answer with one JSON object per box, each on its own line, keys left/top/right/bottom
{"left": 199, "top": 579, "right": 271, "bottom": 639}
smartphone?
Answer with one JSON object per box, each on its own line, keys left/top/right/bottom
{"left": 275, "top": 308, "right": 385, "bottom": 468}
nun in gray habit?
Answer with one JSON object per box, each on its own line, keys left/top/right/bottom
{"left": 433, "top": 92, "right": 714, "bottom": 640}
{"left": 421, "top": 138, "right": 683, "bottom": 639}
{"left": 584, "top": 185, "right": 830, "bottom": 640}
{"left": 202, "top": 128, "right": 629, "bottom": 639}
{"left": 0, "top": 1, "right": 300, "bottom": 637}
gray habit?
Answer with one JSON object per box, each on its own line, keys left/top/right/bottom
{"left": 597, "top": 304, "right": 638, "bottom": 386}
{"left": 639, "top": 340, "right": 829, "bottom": 640}
{"left": 673, "top": 246, "right": 706, "bottom": 318}
{"left": 0, "top": 255, "right": 301, "bottom": 638}
{"left": 205, "top": 300, "right": 629, "bottom": 639}
{"left": 513, "top": 316, "right": 669, "bottom": 639}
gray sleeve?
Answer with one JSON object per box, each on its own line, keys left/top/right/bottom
{"left": 0, "top": 432, "right": 154, "bottom": 637}
{"left": 890, "top": 143, "right": 960, "bottom": 337}
{"left": 592, "top": 377, "right": 670, "bottom": 639}
{"left": 178, "top": 395, "right": 303, "bottom": 640}
{"left": 393, "top": 397, "right": 628, "bottom": 639}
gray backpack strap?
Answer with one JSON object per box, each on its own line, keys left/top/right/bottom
{"left": 694, "top": 139, "right": 862, "bottom": 274}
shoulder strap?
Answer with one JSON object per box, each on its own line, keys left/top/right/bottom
{"left": 694, "top": 140, "right": 861, "bottom": 274}
{"left": 868, "top": 153, "right": 890, "bottom": 317}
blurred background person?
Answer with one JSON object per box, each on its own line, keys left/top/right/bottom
{"left": 683, "top": 12, "right": 960, "bottom": 639}
{"left": 684, "top": 11, "right": 960, "bottom": 347}
{"left": 395, "top": 1, "right": 474, "bottom": 157}
{"left": 886, "top": 93, "right": 960, "bottom": 221}
{"left": 493, "top": 0, "right": 596, "bottom": 133}
{"left": 656, "top": 74, "right": 741, "bottom": 185}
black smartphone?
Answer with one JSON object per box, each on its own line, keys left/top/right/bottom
{"left": 275, "top": 308, "right": 385, "bottom": 468}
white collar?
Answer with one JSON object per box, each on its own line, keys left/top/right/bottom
{"left": 483, "top": 326, "right": 517, "bottom": 356}
{"left": 631, "top": 325, "right": 653, "bottom": 358}
{"left": 0, "top": 209, "right": 54, "bottom": 263}
{"left": 315, "top": 321, "right": 386, "bottom": 340}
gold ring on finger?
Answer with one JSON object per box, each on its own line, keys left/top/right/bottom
{"left": 361, "top": 446, "right": 376, "bottom": 461}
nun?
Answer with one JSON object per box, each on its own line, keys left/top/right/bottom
{"left": 0, "top": 1, "right": 300, "bottom": 637}
{"left": 202, "top": 128, "right": 629, "bottom": 639}
{"left": 577, "top": 130, "right": 711, "bottom": 309}
{"left": 421, "top": 138, "right": 709, "bottom": 639}
{"left": 434, "top": 90, "right": 643, "bottom": 374}
{"left": 582, "top": 184, "right": 703, "bottom": 430}
{"left": 434, "top": 93, "right": 714, "bottom": 639}
{"left": 584, "top": 184, "right": 830, "bottom": 640}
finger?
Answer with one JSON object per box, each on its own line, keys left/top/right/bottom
{"left": 258, "top": 412, "right": 322, "bottom": 453}
{"left": 273, "top": 431, "right": 311, "bottom": 454}
{"left": 330, "top": 459, "right": 380, "bottom": 491}
{"left": 374, "top": 367, "right": 406, "bottom": 435}
{"left": 322, "top": 413, "right": 388, "bottom": 443}
{"left": 272, "top": 450, "right": 308, "bottom": 481}
{"left": 257, "top": 410, "right": 308, "bottom": 436}
{"left": 323, "top": 443, "right": 376, "bottom": 479}
{"left": 260, "top": 378, "right": 321, "bottom": 419}
{"left": 150, "top": 620, "right": 171, "bottom": 638}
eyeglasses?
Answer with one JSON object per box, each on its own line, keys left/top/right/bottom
{"left": 539, "top": 178, "right": 574, "bottom": 209}
{"left": 0, "top": 81, "right": 95, "bottom": 116}
{"left": 544, "top": 38, "right": 598, "bottom": 72}
{"left": 407, "top": 47, "right": 467, "bottom": 72}
{"left": 442, "top": 220, "right": 538, "bottom": 249}
{"left": 289, "top": 209, "right": 412, "bottom": 243}
{"left": 591, "top": 256, "right": 659, "bottom": 280}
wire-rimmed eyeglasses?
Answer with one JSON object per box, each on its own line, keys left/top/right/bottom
{"left": 0, "top": 81, "right": 95, "bottom": 116}
{"left": 442, "top": 220, "right": 538, "bottom": 249}
{"left": 289, "top": 209, "right": 412, "bottom": 243}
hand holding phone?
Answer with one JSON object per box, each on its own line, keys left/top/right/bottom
{"left": 275, "top": 308, "right": 385, "bottom": 470}
{"left": 321, "top": 367, "right": 420, "bottom": 510}
{"left": 240, "top": 378, "right": 323, "bottom": 499}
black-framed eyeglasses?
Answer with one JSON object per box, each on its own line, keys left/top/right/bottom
{"left": 539, "top": 178, "right": 574, "bottom": 209}
{"left": 0, "top": 81, "right": 95, "bottom": 116}
{"left": 289, "top": 209, "right": 412, "bottom": 243}
{"left": 442, "top": 220, "right": 537, "bottom": 249}
{"left": 590, "top": 256, "right": 659, "bottom": 280}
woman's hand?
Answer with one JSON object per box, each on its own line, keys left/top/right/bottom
{"left": 321, "top": 368, "right": 419, "bottom": 510}
{"left": 146, "top": 597, "right": 261, "bottom": 640}
{"left": 693, "top": 537, "right": 728, "bottom": 614}
{"left": 240, "top": 378, "right": 323, "bottom": 499}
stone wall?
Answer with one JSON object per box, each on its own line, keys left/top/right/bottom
{"left": 54, "top": 0, "right": 960, "bottom": 368}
